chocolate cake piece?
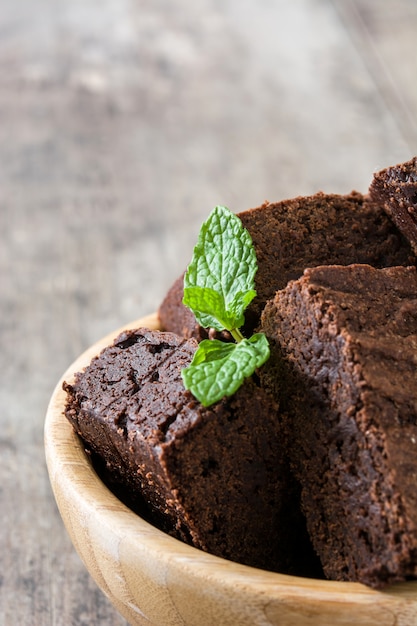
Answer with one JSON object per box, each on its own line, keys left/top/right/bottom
{"left": 159, "top": 192, "right": 415, "bottom": 340}
{"left": 260, "top": 264, "right": 417, "bottom": 587}
{"left": 369, "top": 156, "right": 417, "bottom": 254}
{"left": 63, "top": 327, "right": 321, "bottom": 577}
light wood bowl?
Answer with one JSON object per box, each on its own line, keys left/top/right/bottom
{"left": 45, "top": 313, "right": 417, "bottom": 626}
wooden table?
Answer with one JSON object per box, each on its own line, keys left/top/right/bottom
{"left": 1, "top": 0, "right": 416, "bottom": 624}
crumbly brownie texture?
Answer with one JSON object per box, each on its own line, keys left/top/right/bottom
{"left": 260, "top": 264, "right": 417, "bottom": 588}
{"left": 370, "top": 156, "right": 417, "bottom": 255}
{"left": 159, "top": 191, "right": 415, "bottom": 340}
{"left": 63, "top": 327, "right": 321, "bottom": 577}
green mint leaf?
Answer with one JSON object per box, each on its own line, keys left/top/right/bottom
{"left": 182, "top": 333, "right": 270, "bottom": 407}
{"left": 183, "top": 286, "right": 257, "bottom": 331}
{"left": 227, "top": 289, "right": 257, "bottom": 329}
{"left": 181, "top": 204, "right": 270, "bottom": 406}
{"left": 182, "top": 287, "right": 228, "bottom": 331}
{"left": 183, "top": 205, "right": 257, "bottom": 331}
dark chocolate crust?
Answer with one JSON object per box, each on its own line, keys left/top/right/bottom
{"left": 63, "top": 327, "right": 321, "bottom": 577}
{"left": 369, "top": 156, "right": 417, "bottom": 254}
{"left": 159, "top": 192, "right": 415, "bottom": 340}
{"left": 260, "top": 264, "right": 417, "bottom": 587}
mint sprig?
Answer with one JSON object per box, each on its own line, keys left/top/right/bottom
{"left": 181, "top": 205, "right": 270, "bottom": 406}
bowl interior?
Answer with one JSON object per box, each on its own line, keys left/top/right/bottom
{"left": 44, "top": 314, "right": 417, "bottom": 626}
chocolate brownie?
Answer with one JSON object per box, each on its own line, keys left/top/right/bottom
{"left": 159, "top": 192, "right": 415, "bottom": 340}
{"left": 63, "top": 327, "right": 321, "bottom": 577}
{"left": 369, "top": 156, "right": 417, "bottom": 254}
{"left": 260, "top": 264, "right": 417, "bottom": 587}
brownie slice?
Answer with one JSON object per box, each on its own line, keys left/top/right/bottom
{"left": 260, "top": 264, "right": 417, "bottom": 587}
{"left": 159, "top": 192, "right": 415, "bottom": 340}
{"left": 63, "top": 327, "right": 321, "bottom": 577}
{"left": 369, "top": 156, "right": 417, "bottom": 254}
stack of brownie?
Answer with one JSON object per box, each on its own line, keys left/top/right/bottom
{"left": 64, "top": 157, "right": 417, "bottom": 588}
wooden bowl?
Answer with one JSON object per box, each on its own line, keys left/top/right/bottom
{"left": 45, "top": 314, "right": 417, "bottom": 626}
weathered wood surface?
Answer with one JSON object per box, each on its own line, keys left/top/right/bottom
{"left": 0, "top": 0, "right": 415, "bottom": 624}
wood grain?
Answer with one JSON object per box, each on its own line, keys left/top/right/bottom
{"left": 333, "top": 0, "right": 417, "bottom": 149}
{"left": 1, "top": 0, "right": 416, "bottom": 623}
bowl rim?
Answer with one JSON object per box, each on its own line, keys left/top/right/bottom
{"left": 44, "top": 313, "right": 417, "bottom": 608}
